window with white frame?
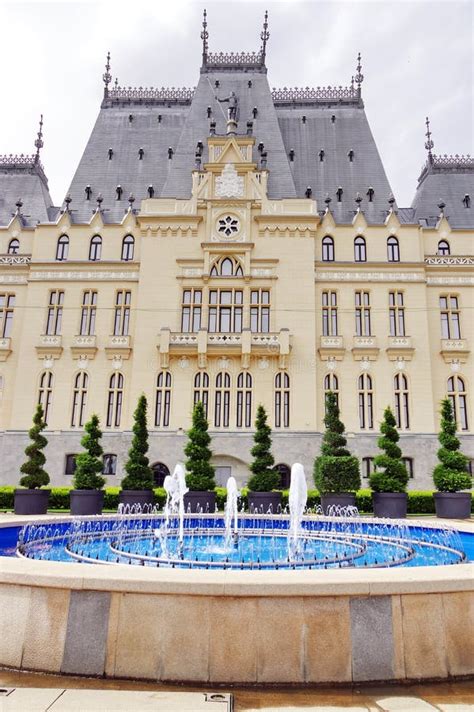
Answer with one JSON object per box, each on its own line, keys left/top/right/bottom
{"left": 0, "top": 294, "right": 15, "bottom": 338}
{"left": 71, "top": 371, "right": 88, "bottom": 427}
{"left": 440, "top": 295, "right": 461, "bottom": 339}
{"left": 113, "top": 291, "right": 131, "bottom": 336}
{"left": 389, "top": 291, "right": 405, "bottom": 336}
{"left": 38, "top": 371, "right": 53, "bottom": 424}
{"left": 355, "top": 291, "right": 371, "bottom": 336}
{"left": 56, "top": 234, "right": 69, "bottom": 261}
{"left": 193, "top": 372, "right": 209, "bottom": 418}
{"left": 358, "top": 373, "right": 374, "bottom": 429}
{"left": 106, "top": 373, "right": 124, "bottom": 427}
{"left": 447, "top": 375, "right": 468, "bottom": 431}
{"left": 89, "top": 235, "right": 102, "bottom": 261}
{"left": 275, "top": 372, "right": 290, "bottom": 428}
{"left": 394, "top": 373, "right": 410, "bottom": 429}
{"left": 121, "top": 234, "right": 134, "bottom": 261}
{"left": 155, "top": 371, "right": 171, "bottom": 427}
{"left": 181, "top": 289, "right": 202, "bottom": 332}
{"left": 80, "top": 290, "right": 97, "bottom": 336}
{"left": 354, "top": 236, "right": 367, "bottom": 262}
{"left": 387, "top": 236, "right": 400, "bottom": 262}
{"left": 322, "top": 236, "right": 335, "bottom": 262}
{"left": 208, "top": 289, "right": 243, "bottom": 333}
{"left": 214, "top": 372, "right": 231, "bottom": 427}
{"left": 45, "top": 291, "right": 64, "bottom": 335}
{"left": 250, "top": 289, "right": 270, "bottom": 333}
{"left": 236, "top": 372, "right": 252, "bottom": 427}
{"left": 322, "top": 291, "right": 338, "bottom": 336}
{"left": 324, "top": 373, "right": 339, "bottom": 409}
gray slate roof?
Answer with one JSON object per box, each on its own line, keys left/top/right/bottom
{"left": 0, "top": 163, "right": 56, "bottom": 227}
{"left": 411, "top": 165, "right": 473, "bottom": 228}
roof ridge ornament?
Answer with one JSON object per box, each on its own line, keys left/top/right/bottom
{"left": 34, "top": 114, "right": 44, "bottom": 164}
{"left": 103, "top": 51, "right": 112, "bottom": 98}
{"left": 260, "top": 10, "right": 270, "bottom": 65}
{"left": 201, "top": 9, "right": 209, "bottom": 64}
{"left": 425, "top": 116, "right": 434, "bottom": 165}
{"left": 355, "top": 52, "right": 364, "bottom": 98}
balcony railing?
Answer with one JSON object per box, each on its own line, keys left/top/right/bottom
{"left": 105, "top": 335, "right": 132, "bottom": 359}
{"left": 386, "top": 336, "right": 414, "bottom": 361}
{"left": 71, "top": 334, "right": 98, "bottom": 359}
{"left": 440, "top": 338, "right": 470, "bottom": 363}
{"left": 35, "top": 334, "right": 63, "bottom": 358}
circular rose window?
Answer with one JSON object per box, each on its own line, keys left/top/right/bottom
{"left": 217, "top": 215, "right": 240, "bottom": 238}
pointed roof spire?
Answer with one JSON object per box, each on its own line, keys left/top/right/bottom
{"left": 425, "top": 116, "right": 434, "bottom": 165}
{"left": 34, "top": 114, "right": 44, "bottom": 164}
{"left": 260, "top": 10, "right": 270, "bottom": 65}
{"left": 201, "top": 9, "right": 209, "bottom": 65}
{"left": 355, "top": 52, "right": 364, "bottom": 97}
{"left": 103, "top": 51, "right": 112, "bottom": 97}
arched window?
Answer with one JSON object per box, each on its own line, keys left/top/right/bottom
{"left": 324, "top": 373, "right": 339, "bottom": 408}
{"left": 354, "top": 236, "right": 367, "bottom": 262}
{"left": 89, "top": 235, "right": 102, "bottom": 261}
{"left": 273, "top": 463, "right": 291, "bottom": 489}
{"left": 8, "top": 238, "right": 19, "bottom": 255}
{"left": 38, "top": 371, "right": 53, "bottom": 425}
{"left": 106, "top": 373, "right": 123, "bottom": 427}
{"left": 155, "top": 371, "right": 171, "bottom": 427}
{"left": 210, "top": 257, "right": 243, "bottom": 277}
{"left": 358, "top": 373, "right": 373, "bottom": 429}
{"left": 322, "top": 236, "right": 335, "bottom": 262}
{"left": 214, "top": 372, "right": 231, "bottom": 427}
{"left": 236, "top": 372, "right": 252, "bottom": 427}
{"left": 152, "top": 462, "right": 170, "bottom": 487}
{"left": 121, "top": 234, "right": 134, "bottom": 261}
{"left": 71, "top": 371, "right": 88, "bottom": 427}
{"left": 193, "top": 372, "right": 209, "bottom": 418}
{"left": 275, "top": 372, "right": 290, "bottom": 428}
{"left": 447, "top": 375, "right": 468, "bottom": 431}
{"left": 437, "top": 240, "right": 450, "bottom": 256}
{"left": 394, "top": 373, "right": 409, "bottom": 429}
{"left": 387, "top": 236, "right": 400, "bottom": 262}
{"left": 56, "top": 234, "right": 69, "bottom": 261}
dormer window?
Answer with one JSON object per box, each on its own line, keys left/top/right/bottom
{"left": 147, "top": 185, "right": 154, "bottom": 198}
{"left": 348, "top": 150, "right": 354, "bottom": 162}
{"left": 56, "top": 234, "right": 69, "bottom": 261}
{"left": 89, "top": 235, "right": 102, "bottom": 261}
{"left": 463, "top": 194, "right": 471, "bottom": 208}
{"left": 437, "top": 240, "right": 450, "bottom": 256}
{"left": 85, "top": 185, "right": 92, "bottom": 200}
{"left": 121, "top": 234, "right": 134, "bottom": 262}
{"left": 367, "top": 187, "right": 374, "bottom": 202}
{"left": 336, "top": 186, "right": 343, "bottom": 202}
{"left": 319, "top": 150, "right": 324, "bottom": 162}
{"left": 116, "top": 185, "right": 123, "bottom": 200}
{"left": 387, "top": 236, "right": 400, "bottom": 262}
{"left": 138, "top": 148, "right": 144, "bottom": 160}
{"left": 8, "top": 238, "right": 19, "bottom": 255}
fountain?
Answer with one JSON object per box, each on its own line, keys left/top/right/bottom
{"left": 288, "top": 462, "right": 308, "bottom": 559}
{"left": 224, "top": 476, "right": 239, "bottom": 546}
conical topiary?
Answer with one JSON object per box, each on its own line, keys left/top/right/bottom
{"left": 184, "top": 401, "right": 216, "bottom": 491}
{"left": 370, "top": 406, "right": 408, "bottom": 493}
{"left": 19, "top": 404, "right": 50, "bottom": 489}
{"left": 433, "top": 398, "right": 471, "bottom": 492}
{"left": 73, "top": 414, "right": 106, "bottom": 490}
{"left": 314, "top": 392, "right": 360, "bottom": 493}
{"left": 121, "top": 394, "right": 154, "bottom": 490}
{"left": 247, "top": 405, "right": 279, "bottom": 492}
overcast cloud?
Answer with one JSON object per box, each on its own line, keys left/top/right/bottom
{"left": 0, "top": 0, "right": 472, "bottom": 207}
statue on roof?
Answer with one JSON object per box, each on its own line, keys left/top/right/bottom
{"left": 215, "top": 91, "right": 239, "bottom": 122}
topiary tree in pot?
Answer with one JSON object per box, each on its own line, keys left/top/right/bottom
{"left": 15, "top": 403, "right": 50, "bottom": 514}
{"left": 184, "top": 400, "right": 216, "bottom": 513}
{"left": 433, "top": 398, "right": 472, "bottom": 519}
{"left": 70, "top": 414, "right": 106, "bottom": 515}
{"left": 247, "top": 404, "right": 280, "bottom": 513}
{"left": 120, "top": 394, "right": 154, "bottom": 510}
{"left": 370, "top": 406, "right": 409, "bottom": 518}
{"left": 314, "top": 392, "right": 360, "bottom": 515}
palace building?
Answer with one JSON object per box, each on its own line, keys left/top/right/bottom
{"left": 0, "top": 12, "right": 472, "bottom": 489}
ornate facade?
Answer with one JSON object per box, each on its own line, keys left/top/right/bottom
{"left": 0, "top": 14, "right": 472, "bottom": 488}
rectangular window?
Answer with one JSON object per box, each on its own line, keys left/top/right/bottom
{"left": 65, "top": 454, "right": 77, "bottom": 476}
{"left": 181, "top": 289, "right": 202, "bottom": 332}
{"left": 402, "top": 457, "right": 414, "bottom": 478}
{"left": 0, "top": 293, "right": 15, "bottom": 338}
{"left": 103, "top": 454, "right": 117, "bottom": 475}
{"left": 389, "top": 291, "right": 405, "bottom": 336}
{"left": 208, "top": 289, "right": 243, "bottom": 333}
{"left": 45, "top": 290, "right": 64, "bottom": 336}
{"left": 355, "top": 291, "right": 371, "bottom": 336}
{"left": 250, "top": 289, "right": 270, "bottom": 333}
{"left": 439, "top": 295, "right": 461, "bottom": 339}
{"left": 113, "top": 291, "right": 131, "bottom": 336}
{"left": 362, "top": 457, "right": 374, "bottom": 478}
{"left": 322, "top": 291, "right": 338, "bottom": 336}
{"left": 80, "top": 291, "right": 97, "bottom": 336}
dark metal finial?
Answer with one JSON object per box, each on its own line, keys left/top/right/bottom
{"left": 15, "top": 198, "right": 23, "bottom": 213}
{"left": 65, "top": 194, "right": 72, "bottom": 210}
{"left": 425, "top": 116, "right": 434, "bottom": 163}
{"left": 324, "top": 193, "right": 332, "bottom": 206}
{"left": 355, "top": 52, "right": 364, "bottom": 96}
{"left": 96, "top": 193, "right": 103, "bottom": 207}
{"left": 388, "top": 194, "right": 395, "bottom": 206}
{"left": 355, "top": 192, "right": 362, "bottom": 205}
{"left": 128, "top": 193, "right": 135, "bottom": 206}
{"left": 34, "top": 114, "right": 44, "bottom": 163}
{"left": 103, "top": 51, "right": 112, "bottom": 97}
{"left": 260, "top": 10, "right": 270, "bottom": 64}
{"left": 201, "top": 9, "right": 209, "bottom": 63}
{"left": 114, "top": 77, "right": 118, "bottom": 89}
{"left": 438, "top": 200, "right": 445, "bottom": 216}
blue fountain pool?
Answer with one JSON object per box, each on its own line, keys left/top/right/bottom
{"left": 2, "top": 515, "right": 473, "bottom": 570}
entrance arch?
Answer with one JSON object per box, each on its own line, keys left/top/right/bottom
{"left": 151, "top": 462, "right": 170, "bottom": 487}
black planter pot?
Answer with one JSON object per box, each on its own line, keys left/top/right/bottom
{"left": 247, "top": 491, "right": 282, "bottom": 514}
{"left": 14, "top": 489, "right": 50, "bottom": 515}
{"left": 119, "top": 490, "right": 155, "bottom": 512}
{"left": 184, "top": 491, "right": 216, "bottom": 514}
{"left": 372, "top": 492, "right": 407, "bottom": 519}
{"left": 70, "top": 490, "right": 104, "bottom": 516}
{"left": 320, "top": 493, "right": 356, "bottom": 516}
{"left": 434, "top": 492, "right": 472, "bottom": 519}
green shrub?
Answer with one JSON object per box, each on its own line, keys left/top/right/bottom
{"left": 433, "top": 399, "right": 471, "bottom": 493}
{"left": 121, "top": 395, "right": 154, "bottom": 491}
{"left": 370, "top": 406, "right": 408, "bottom": 493}
{"left": 19, "top": 404, "right": 50, "bottom": 489}
{"left": 73, "top": 414, "right": 106, "bottom": 490}
{"left": 314, "top": 392, "right": 360, "bottom": 494}
{"left": 184, "top": 401, "right": 216, "bottom": 491}
{"left": 247, "top": 405, "right": 279, "bottom": 491}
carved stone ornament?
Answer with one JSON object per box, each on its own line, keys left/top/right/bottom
{"left": 396, "top": 357, "right": 406, "bottom": 371}
{"left": 179, "top": 356, "right": 190, "bottom": 369}
{"left": 43, "top": 356, "right": 54, "bottom": 369}
{"left": 258, "top": 357, "right": 269, "bottom": 370}
{"left": 218, "top": 357, "right": 230, "bottom": 370}
{"left": 450, "top": 359, "right": 461, "bottom": 373}
{"left": 326, "top": 357, "right": 337, "bottom": 371}
{"left": 215, "top": 163, "right": 244, "bottom": 199}
{"left": 112, "top": 355, "right": 123, "bottom": 370}
{"left": 77, "top": 355, "right": 89, "bottom": 370}
{"left": 360, "top": 357, "right": 371, "bottom": 371}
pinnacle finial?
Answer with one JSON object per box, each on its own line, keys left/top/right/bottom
{"left": 34, "top": 114, "right": 44, "bottom": 163}
{"left": 355, "top": 52, "right": 364, "bottom": 96}
{"left": 103, "top": 51, "right": 112, "bottom": 97}
{"left": 201, "top": 9, "right": 209, "bottom": 64}
{"left": 425, "top": 116, "right": 434, "bottom": 164}
{"left": 260, "top": 10, "right": 270, "bottom": 64}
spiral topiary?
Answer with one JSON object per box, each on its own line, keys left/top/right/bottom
{"left": 73, "top": 414, "right": 106, "bottom": 490}
{"left": 370, "top": 406, "right": 408, "bottom": 493}
{"left": 433, "top": 398, "right": 471, "bottom": 493}
{"left": 247, "top": 404, "right": 278, "bottom": 491}
{"left": 19, "top": 404, "right": 50, "bottom": 489}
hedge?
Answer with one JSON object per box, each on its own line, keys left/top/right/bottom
{"left": 1, "top": 486, "right": 473, "bottom": 514}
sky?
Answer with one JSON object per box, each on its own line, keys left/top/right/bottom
{"left": 0, "top": 0, "right": 472, "bottom": 208}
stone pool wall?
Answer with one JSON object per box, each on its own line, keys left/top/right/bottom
{"left": 0, "top": 548, "right": 473, "bottom": 684}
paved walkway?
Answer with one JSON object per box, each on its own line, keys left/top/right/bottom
{"left": 1, "top": 673, "right": 473, "bottom": 711}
